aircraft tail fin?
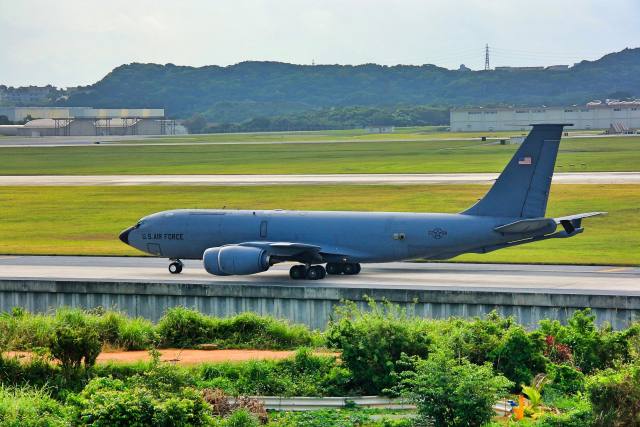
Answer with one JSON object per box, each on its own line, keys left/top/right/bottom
{"left": 461, "top": 123, "right": 571, "bottom": 218}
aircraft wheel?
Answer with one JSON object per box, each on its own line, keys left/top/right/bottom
{"left": 354, "top": 263, "right": 361, "bottom": 274}
{"left": 343, "top": 263, "right": 356, "bottom": 275}
{"left": 307, "top": 265, "right": 323, "bottom": 280}
{"left": 169, "top": 262, "right": 183, "bottom": 274}
{"left": 326, "top": 263, "right": 343, "bottom": 275}
{"left": 289, "top": 265, "right": 305, "bottom": 280}
{"left": 317, "top": 265, "right": 326, "bottom": 279}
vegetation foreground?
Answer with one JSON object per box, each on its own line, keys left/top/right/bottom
{"left": 1, "top": 302, "right": 640, "bottom": 426}
{"left": 0, "top": 184, "right": 636, "bottom": 265}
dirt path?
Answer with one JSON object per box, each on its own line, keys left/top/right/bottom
{"left": 5, "top": 348, "right": 337, "bottom": 365}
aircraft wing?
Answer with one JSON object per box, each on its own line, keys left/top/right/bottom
{"left": 236, "top": 241, "right": 350, "bottom": 263}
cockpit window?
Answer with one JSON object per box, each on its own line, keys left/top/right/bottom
{"left": 134, "top": 220, "right": 145, "bottom": 229}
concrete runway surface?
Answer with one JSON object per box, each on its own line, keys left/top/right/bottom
{"left": 0, "top": 256, "right": 637, "bottom": 295}
{"left": 1, "top": 172, "right": 639, "bottom": 186}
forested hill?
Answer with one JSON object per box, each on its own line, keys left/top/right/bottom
{"left": 60, "top": 47, "right": 640, "bottom": 122}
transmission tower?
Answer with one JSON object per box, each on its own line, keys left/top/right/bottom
{"left": 484, "top": 44, "right": 490, "bottom": 71}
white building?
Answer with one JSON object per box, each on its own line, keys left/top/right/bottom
{"left": 365, "top": 125, "right": 395, "bottom": 133}
{"left": 0, "top": 107, "right": 165, "bottom": 122}
{"left": 450, "top": 101, "right": 640, "bottom": 131}
{"left": 0, "top": 85, "right": 55, "bottom": 102}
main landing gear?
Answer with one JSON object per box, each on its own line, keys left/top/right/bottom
{"left": 290, "top": 263, "right": 361, "bottom": 280}
{"left": 326, "top": 262, "right": 361, "bottom": 275}
{"left": 168, "top": 259, "right": 184, "bottom": 274}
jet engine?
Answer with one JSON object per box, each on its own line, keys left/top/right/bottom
{"left": 203, "top": 245, "right": 270, "bottom": 276}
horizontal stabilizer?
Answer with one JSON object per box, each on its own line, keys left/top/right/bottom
{"left": 553, "top": 212, "right": 606, "bottom": 224}
{"left": 494, "top": 218, "right": 555, "bottom": 233}
{"left": 554, "top": 211, "right": 606, "bottom": 234}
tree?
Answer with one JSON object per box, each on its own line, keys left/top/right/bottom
{"left": 392, "top": 351, "right": 512, "bottom": 427}
{"left": 183, "top": 114, "right": 207, "bottom": 134}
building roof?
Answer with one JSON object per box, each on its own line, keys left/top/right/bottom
{"left": 23, "top": 119, "right": 57, "bottom": 128}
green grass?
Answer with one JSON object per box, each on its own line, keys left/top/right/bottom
{"left": 0, "top": 306, "right": 315, "bottom": 352}
{"left": 0, "top": 134, "right": 638, "bottom": 175}
{"left": 0, "top": 184, "right": 637, "bottom": 265}
{"left": 0, "top": 385, "right": 66, "bottom": 427}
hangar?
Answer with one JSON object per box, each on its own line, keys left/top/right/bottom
{"left": 16, "top": 117, "right": 172, "bottom": 137}
{"left": 450, "top": 100, "right": 640, "bottom": 131}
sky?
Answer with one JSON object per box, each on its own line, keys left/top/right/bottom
{"left": 1, "top": 0, "right": 639, "bottom": 88}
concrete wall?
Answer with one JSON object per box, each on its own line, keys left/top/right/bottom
{"left": 1, "top": 279, "right": 638, "bottom": 330}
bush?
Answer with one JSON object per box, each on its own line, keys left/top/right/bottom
{"left": 270, "top": 408, "right": 372, "bottom": 427}
{"left": 443, "top": 311, "right": 515, "bottom": 365}
{"left": 391, "top": 351, "right": 512, "bottom": 427}
{"left": 548, "top": 364, "right": 586, "bottom": 395}
{"left": 49, "top": 324, "right": 102, "bottom": 373}
{"left": 494, "top": 327, "right": 546, "bottom": 390}
{"left": 197, "top": 348, "right": 350, "bottom": 397}
{"left": 67, "top": 376, "right": 212, "bottom": 427}
{"left": 539, "top": 309, "right": 640, "bottom": 374}
{"left": 587, "top": 364, "right": 640, "bottom": 427}
{"left": 0, "top": 307, "right": 155, "bottom": 352}
{"left": 325, "top": 297, "right": 432, "bottom": 394}
{"left": 0, "top": 385, "right": 66, "bottom": 427}
{"left": 157, "top": 307, "right": 314, "bottom": 349}
{"left": 536, "top": 409, "right": 594, "bottom": 427}
{"left": 216, "top": 409, "right": 260, "bottom": 427}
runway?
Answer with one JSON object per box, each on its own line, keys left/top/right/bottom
{"left": 1, "top": 172, "right": 639, "bottom": 186}
{"left": 0, "top": 256, "right": 637, "bottom": 295}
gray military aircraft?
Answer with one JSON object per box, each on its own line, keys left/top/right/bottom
{"left": 119, "top": 123, "right": 604, "bottom": 280}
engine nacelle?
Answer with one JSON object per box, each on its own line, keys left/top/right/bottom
{"left": 203, "top": 245, "right": 270, "bottom": 276}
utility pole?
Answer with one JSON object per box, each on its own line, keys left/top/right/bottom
{"left": 485, "top": 44, "right": 490, "bottom": 71}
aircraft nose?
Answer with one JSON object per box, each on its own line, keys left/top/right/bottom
{"left": 119, "top": 226, "right": 135, "bottom": 245}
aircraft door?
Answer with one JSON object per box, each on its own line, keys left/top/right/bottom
{"left": 147, "top": 243, "right": 162, "bottom": 256}
{"left": 260, "top": 221, "right": 268, "bottom": 238}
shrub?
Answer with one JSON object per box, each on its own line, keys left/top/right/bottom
{"left": 548, "top": 364, "right": 585, "bottom": 395}
{"left": 443, "top": 311, "right": 515, "bottom": 366}
{"left": 0, "top": 307, "right": 155, "bottom": 352}
{"left": 67, "top": 376, "right": 212, "bottom": 427}
{"left": 0, "top": 385, "right": 66, "bottom": 427}
{"left": 536, "top": 409, "right": 595, "bottom": 427}
{"left": 270, "top": 408, "right": 372, "bottom": 427}
{"left": 587, "top": 364, "right": 640, "bottom": 427}
{"left": 539, "top": 309, "right": 640, "bottom": 374}
{"left": 391, "top": 351, "right": 512, "bottom": 427}
{"left": 217, "top": 409, "right": 260, "bottom": 427}
{"left": 494, "top": 327, "right": 546, "bottom": 390}
{"left": 157, "top": 307, "right": 314, "bottom": 349}
{"left": 325, "top": 297, "right": 432, "bottom": 394}
{"left": 49, "top": 324, "right": 102, "bottom": 373}
{"left": 197, "top": 349, "right": 351, "bottom": 397}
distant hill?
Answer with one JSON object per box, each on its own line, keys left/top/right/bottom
{"left": 57, "top": 48, "right": 640, "bottom": 122}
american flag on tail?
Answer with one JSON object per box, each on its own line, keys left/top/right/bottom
{"left": 518, "top": 156, "right": 532, "bottom": 165}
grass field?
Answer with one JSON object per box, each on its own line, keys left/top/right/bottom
{"left": 1, "top": 134, "right": 639, "bottom": 175}
{"left": 114, "top": 126, "right": 607, "bottom": 144}
{"left": 0, "top": 184, "right": 636, "bottom": 265}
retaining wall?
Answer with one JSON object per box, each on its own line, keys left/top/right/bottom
{"left": 1, "top": 279, "right": 638, "bottom": 330}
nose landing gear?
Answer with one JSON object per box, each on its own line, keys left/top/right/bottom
{"left": 168, "top": 259, "right": 184, "bottom": 274}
